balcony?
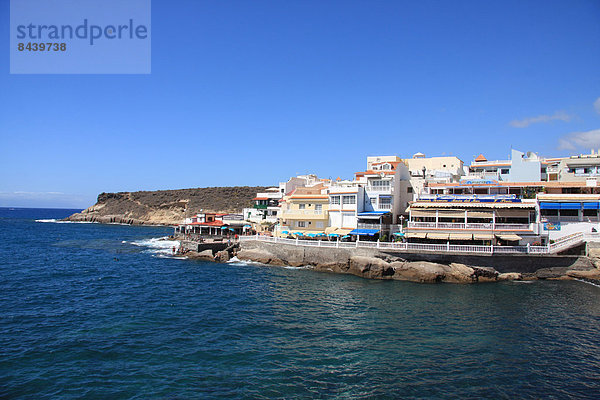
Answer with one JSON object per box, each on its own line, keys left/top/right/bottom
{"left": 407, "top": 221, "right": 533, "bottom": 231}
{"left": 358, "top": 223, "right": 402, "bottom": 232}
{"left": 280, "top": 209, "right": 326, "bottom": 218}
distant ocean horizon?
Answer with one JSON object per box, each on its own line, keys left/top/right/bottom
{"left": 1, "top": 207, "right": 599, "bottom": 398}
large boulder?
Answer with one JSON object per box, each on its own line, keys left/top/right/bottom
{"left": 498, "top": 272, "right": 523, "bottom": 281}
{"left": 349, "top": 256, "right": 394, "bottom": 279}
{"left": 446, "top": 263, "right": 476, "bottom": 283}
{"left": 188, "top": 249, "right": 214, "bottom": 261}
{"left": 236, "top": 249, "right": 273, "bottom": 264}
{"left": 214, "top": 250, "right": 230, "bottom": 263}
{"left": 390, "top": 261, "right": 448, "bottom": 283}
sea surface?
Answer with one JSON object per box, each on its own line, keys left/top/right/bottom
{"left": 1, "top": 208, "right": 599, "bottom": 399}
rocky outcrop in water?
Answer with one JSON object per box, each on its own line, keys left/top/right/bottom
{"left": 66, "top": 186, "right": 268, "bottom": 225}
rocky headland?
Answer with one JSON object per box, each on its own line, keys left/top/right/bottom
{"left": 66, "top": 186, "right": 268, "bottom": 225}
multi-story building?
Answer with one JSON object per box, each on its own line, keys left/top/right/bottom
{"left": 243, "top": 187, "right": 282, "bottom": 227}
{"left": 469, "top": 149, "right": 547, "bottom": 182}
{"left": 355, "top": 156, "right": 412, "bottom": 223}
{"left": 545, "top": 151, "right": 600, "bottom": 182}
{"left": 277, "top": 184, "right": 330, "bottom": 236}
{"left": 405, "top": 194, "right": 542, "bottom": 245}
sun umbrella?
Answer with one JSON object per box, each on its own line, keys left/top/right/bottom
{"left": 282, "top": 231, "right": 289, "bottom": 234}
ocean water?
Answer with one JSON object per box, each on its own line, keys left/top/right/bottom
{"left": 1, "top": 208, "right": 599, "bottom": 399}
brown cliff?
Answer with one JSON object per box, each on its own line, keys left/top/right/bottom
{"left": 66, "top": 186, "right": 268, "bottom": 225}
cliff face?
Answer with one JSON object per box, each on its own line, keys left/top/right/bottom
{"left": 66, "top": 186, "right": 268, "bottom": 225}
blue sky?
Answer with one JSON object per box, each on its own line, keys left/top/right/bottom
{"left": 1, "top": 0, "right": 599, "bottom": 208}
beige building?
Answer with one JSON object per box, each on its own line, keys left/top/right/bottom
{"left": 546, "top": 152, "right": 600, "bottom": 182}
{"left": 277, "top": 185, "right": 330, "bottom": 236}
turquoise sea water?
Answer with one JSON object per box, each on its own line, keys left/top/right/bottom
{"left": 1, "top": 208, "right": 599, "bottom": 399}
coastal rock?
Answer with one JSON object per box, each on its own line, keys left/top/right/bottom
{"left": 535, "top": 267, "right": 571, "bottom": 279}
{"left": 390, "top": 261, "right": 448, "bottom": 283}
{"left": 214, "top": 250, "right": 230, "bottom": 263}
{"left": 446, "top": 263, "right": 476, "bottom": 283}
{"left": 498, "top": 272, "right": 523, "bottom": 281}
{"left": 187, "top": 249, "right": 215, "bottom": 261}
{"left": 236, "top": 249, "right": 275, "bottom": 265}
{"left": 471, "top": 266, "right": 499, "bottom": 282}
{"left": 349, "top": 256, "right": 394, "bottom": 279}
{"left": 566, "top": 269, "right": 600, "bottom": 279}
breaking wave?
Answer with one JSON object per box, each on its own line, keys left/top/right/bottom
{"left": 128, "top": 237, "right": 181, "bottom": 258}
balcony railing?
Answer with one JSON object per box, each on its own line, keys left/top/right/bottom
{"left": 407, "top": 221, "right": 532, "bottom": 231}
{"left": 281, "top": 210, "right": 325, "bottom": 216}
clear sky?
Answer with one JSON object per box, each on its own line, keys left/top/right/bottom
{"left": 1, "top": 0, "right": 600, "bottom": 208}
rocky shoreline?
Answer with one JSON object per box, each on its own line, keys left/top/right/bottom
{"left": 229, "top": 240, "right": 600, "bottom": 284}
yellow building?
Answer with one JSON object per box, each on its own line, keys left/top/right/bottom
{"left": 277, "top": 185, "right": 330, "bottom": 236}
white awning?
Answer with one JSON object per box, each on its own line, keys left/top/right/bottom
{"left": 427, "top": 233, "right": 450, "bottom": 240}
{"left": 497, "top": 234, "right": 522, "bottom": 241}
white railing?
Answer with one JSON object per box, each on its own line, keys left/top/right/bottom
{"left": 238, "top": 232, "right": 586, "bottom": 255}
{"left": 407, "top": 221, "right": 531, "bottom": 231}
{"left": 549, "top": 232, "right": 585, "bottom": 252}
{"left": 281, "top": 210, "right": 324, "bottom": 216}
{"left": 358, "top": 223, "right": 383, "bottom": 230}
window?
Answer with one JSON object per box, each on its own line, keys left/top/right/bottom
{"left": 331, "top": 196, "right": 340, "bottom": 205}
{"left": 315, "top": 204, "right": 322, "bottom": 213}
{"left": 407, "top": 187, "right": 413, "bottom": 193}
{"left": 316, "top": 221, "right": 324, "bottom": 228}
{"left": 299, "top": 204, "right": 306, "bottom": 209}
{"left": 501, "top": 169, "right": 509, "bottom": 174}
{"left": 379, "top": 196, "right": 392, "bottom": 209}
{"left": 342, "top": 195, "right": 356, "bottom": 205}
{"left": 382, "top": 164, "right": 390, "bottom": 170}
{"left": 541, "top": 168, "right": 547, "bottom": 174}
{"left": 370, "top": 197, "right": 377, "bottom": 204}
{"left": 371, "top": 180, "right": 390, "bottom": 190}
{"left": 297, "top": 221, "right": 306, "bottom": 227}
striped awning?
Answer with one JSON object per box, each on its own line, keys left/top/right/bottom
{"left": 427, "top": 233, "right": 449, "bottom": 240}
{"left": 497, "top": 234, "right": 522, "bottom": 241}
{"left": 405, "top": 232, "right": 427, "bottom": 238}
{"left": 449, "top": 233, "right": 473, "bottom": 240}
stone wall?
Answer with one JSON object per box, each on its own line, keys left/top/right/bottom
{"left": 235, "top": 240, "right": 600, "bottom": 283}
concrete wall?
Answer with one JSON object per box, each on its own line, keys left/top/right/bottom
{"left": 239, "top": 240, "right": 591, "bottom": 274}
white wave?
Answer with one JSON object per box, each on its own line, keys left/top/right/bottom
{"left": 575, "top": 278, "right": 600, "bottom": 288}
{"left": 35, "top": 219, "right": 97, "bottom": 224}
{"left": 129, "top": 236, "right": 181, "bottom": 257}
{"left": 226, "top": 256, "right": 264, "bottom": 266}
{"left": 284, "top": 265, "right": 313, "bottom": 270}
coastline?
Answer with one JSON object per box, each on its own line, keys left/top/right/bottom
{"left": 231, "top": 239, "right": 600, "bottom": 284}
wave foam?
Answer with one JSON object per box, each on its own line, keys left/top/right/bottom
{"left": 129, "top": 237, "right": 181, "bottom": 258}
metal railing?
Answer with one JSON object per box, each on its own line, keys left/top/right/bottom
{"left": 280, "top": 210, "right": 325, "bottom": 216}
{"left": 407, "top": 221, "right": 532, "bottom": 231}
{"left": 238, "top": 232, "right": 585, "bottom": 255}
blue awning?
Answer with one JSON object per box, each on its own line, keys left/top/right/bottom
{"left": 583, "top": 202, "right": 600, "bottom": 209}
{"left": 560, "top": 203, "right": 581, "bottom": 209}
{"left": 349, "top": 229, "right": 380, "bottom": 236}
{"left": 539, "top": 202, "right": 561, "bottom": 210}
{"left": 357, "top": 211, "right": 390, "bottom": 216}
